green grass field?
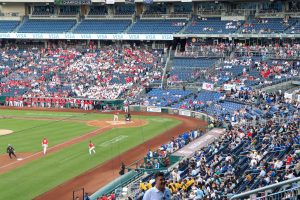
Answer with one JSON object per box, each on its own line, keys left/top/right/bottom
{"left": 0, "top": 109, "right": 181, "bottom": 200}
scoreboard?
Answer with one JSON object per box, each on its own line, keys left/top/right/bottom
{"left": 54, "top": 0, "right": 92, "bottom": 5}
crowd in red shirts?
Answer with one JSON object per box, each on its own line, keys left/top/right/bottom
{"left": 5, "top": 96, "right": 95, "bottom": 110}
{"left": 0, "top": 44, "right": 164, "bottom": 102}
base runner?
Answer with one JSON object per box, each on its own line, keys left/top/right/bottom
{"left": 88, "top": 141, "right": 96, "bottom": 155}
{"left": 42, "top": 137, "right": 48, "bottom": 155}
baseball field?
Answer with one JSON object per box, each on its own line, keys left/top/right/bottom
{"left": 0, "top": 108, "right": 205, "bottom": 200}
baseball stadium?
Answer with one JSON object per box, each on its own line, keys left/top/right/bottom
{"left": 0, "top": 0, "right": 300, "bottom": 200}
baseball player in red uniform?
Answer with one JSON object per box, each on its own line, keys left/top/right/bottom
{"left": 42, "top": 138, "right": 48, "bottom": 155}
{"left": 88, "top": 141, "right": 96, "bottom": 155}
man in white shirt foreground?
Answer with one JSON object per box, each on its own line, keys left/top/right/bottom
{"left": 143, "top": 172, "right": 171, "bottom": 200}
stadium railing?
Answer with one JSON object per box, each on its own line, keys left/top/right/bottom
{"left": 230, "top": 177, "right": 300, "bottom": 200}
{"left": 89, "top": 170, "right": 143, "bottom": 200}
{"left": 140, "top": 13, "right": 191, "bottom": 20}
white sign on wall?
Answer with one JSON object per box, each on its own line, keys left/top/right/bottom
{"left": 224, "top": 84, "right": 236, "bottom": 91}
{"left": 284, "top": 92, "right": 293, "bottom": 99}
{"left": 146, "top": 106, "right": 161, "bottom": 113}
{"left": 179, "top": 109, "right": 191, "bottom": 117}
{"left": 106, "top": 0, "right": 115, "bottom": 4}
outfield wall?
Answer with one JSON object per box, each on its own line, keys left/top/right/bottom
{"left": 129, "top": 105, "right": 215, "bottom": 123}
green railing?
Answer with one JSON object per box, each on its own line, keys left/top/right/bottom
{"left": 90, "top": 170, "right": 143, "bottom": 200}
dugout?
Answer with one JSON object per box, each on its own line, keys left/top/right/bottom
{"left": 94, "top": 99, "right": 124, "bottom": 110}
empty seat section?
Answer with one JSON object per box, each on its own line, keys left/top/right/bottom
{"left": 74, "top": 20, "right": 131, "bottom": 34}
{"left": 185, "top": 17, "right": 243, "bottom": 34}
{"left": 128, "top": 19, "right": 186, "bottom": 34}
{"left": 0, "top": 21, "right": 19, "bottom": 33}
{"left": 18, "top": 19, "right": 76, "bottom": 33}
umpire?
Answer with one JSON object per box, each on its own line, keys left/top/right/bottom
{"left": 7, "top": 144, "right": 17, "bottom": 159}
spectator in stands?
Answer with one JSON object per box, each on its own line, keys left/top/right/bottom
{"left": 84, "top": 192, "right": 90, "bottom": 200}
{"left": 143, "top": 172, "right": 171, "bottom": 200}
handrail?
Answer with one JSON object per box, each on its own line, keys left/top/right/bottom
{"left": 230, "top": 177, "right": 300, "bottom": 199}
{"left": 161, "top": 49, "right": 171, "bottom": 89}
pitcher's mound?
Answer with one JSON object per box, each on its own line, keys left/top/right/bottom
{"left": 106, "top": 121, "right": 131, "bottom": 125}
{"left": 0, "top": 129, "right": 13, "bottom": 136}
{"left": 87, "top": 119, "right": 147, "bottom": 128}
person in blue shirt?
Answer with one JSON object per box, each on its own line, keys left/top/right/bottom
{"left": 195, "top": 186, "right": 205, "bottom": 199}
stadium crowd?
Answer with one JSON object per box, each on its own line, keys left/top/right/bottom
{"left": 0, "top": 44, "right": 165, "bottom": 106}
{"left": 141, "top": 129, "right": 205, "bottom": 170}
{"left": 135, "top": 89, "right": 299, "bottom": 200}
{"left": 169, "top": 42, "right": 300, "bottom": 88}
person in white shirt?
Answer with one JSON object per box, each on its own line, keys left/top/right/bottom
{"left": 259, "top": 168, "right": 266, "bottom": 178}
{"left": 274, "top": 159, "right": 283, "bottom": 169}
{"left": 250, "top": 158, "right": 257, "bottom": 168}
{"left": 143, "top": 172, "right": 172, "bottom": 200}
{"left": 285, "top": 170, "right": 295, "bottom": 180}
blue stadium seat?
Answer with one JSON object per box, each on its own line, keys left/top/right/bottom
{"left": 128, "top": 19, "right": 187, "bottom": 34}
{"left": 0, "top": 20, "right": 19, "bottom": 33}
{"left": 74, "top": 19, "right": 131, "bottom": 34}
{"left": 18, "top": 19, "right": 76, "bottom": 33}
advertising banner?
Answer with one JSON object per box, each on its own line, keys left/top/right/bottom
{"left": 0, "top": 33, "right": 174, "bottom": 41}
{"left": 146, "top": 106, "right": 162, "bottom": 113}
{"left": 179, "top": 109, "right": 191, "bottom": 117}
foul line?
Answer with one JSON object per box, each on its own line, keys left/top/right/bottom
{"left": 98, "top": 135, "right": 128, "bottom": 147}
{"left": 0, "top": 125, "right": 111, "bottom": 170}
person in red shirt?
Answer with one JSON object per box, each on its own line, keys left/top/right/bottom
{"left": 109, "top": 193, "right": 115, "bottom": 200}
{"left": 5, "top": 96, "right": 9, "bottom": 106}
{"left": 40, "top": 98, "right": 45, "bottom": 108}
{"left": 75, "top": 99, "right": 80, "bottom": 108}
{"left": 9, "top": 96, "right": 13, "bottom": 106}
{"left": 247, "top": 131, "right": 252, "bottom": 138}
{"left": 88, "top": 141, "right": 96, "bottom": 155}
{"left": 100, "top": 195, "right": 107, "bottom": 200}
{"left": 286, "top": 154, "right": 293, "bottom": 169}
{"left": 42, "top": 137, "right": 49, "bottom": 155}
{"left": 18, "top": 96, "right": 23, "bottom": 107}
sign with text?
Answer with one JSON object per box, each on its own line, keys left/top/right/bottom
{"left": 146, "top": 106, "right": 161, "bottom": 113}
{"left": 179, "top": 109, "right": 191, "bottom": 117}
{"left": 0, "top": 33, "right": 174, "bottom": 41}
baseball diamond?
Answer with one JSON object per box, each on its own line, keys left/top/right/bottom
{"left": 0, "top": 108, "right": 205, "bottom": 200}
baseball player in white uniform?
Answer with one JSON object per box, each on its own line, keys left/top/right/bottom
{"left": 113, "top": 112, "right": 119, "bottom": 122}
{"left": 42, "top": 138, "right": 48, "bottom": 155}
{"left": 88, "top": 141, "right": 96, "bottom": 155}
